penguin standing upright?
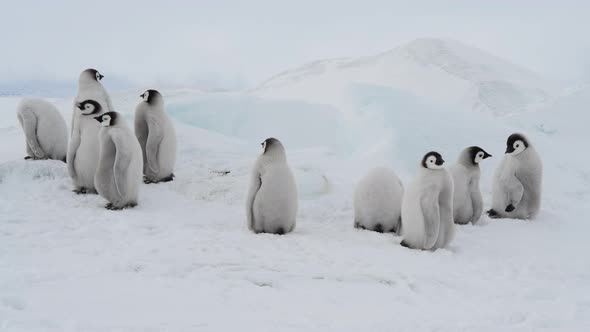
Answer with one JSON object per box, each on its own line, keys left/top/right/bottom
{"left": 94, "top": 111, "right": 143, "bottom": 210}
{"left": 401, "top": 151, "right": 454, "bottom": 250}
{"left": 134, "top": 89, "right": 177, "bottom": 183}
{"left": 488, "top": 133, "right": 542, "bottom": 220}
{"left": 246, "top": 138, "right": 298, "bottom": 234}
{"left": 67, "top": 100, "right": 105, "bottom": 194}
{"left": 450, "top": 146, "right": 492, "bottom": 225}
{"left": 67, "top": 69, "right": 113, "bottom": 193}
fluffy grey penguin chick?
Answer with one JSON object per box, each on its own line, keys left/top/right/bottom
{"left": 246, "top": 138, "right": 298, "bottom": 235}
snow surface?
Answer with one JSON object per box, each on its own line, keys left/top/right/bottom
{"left": 1, "top": 49, "right": 590, "bottom": 330}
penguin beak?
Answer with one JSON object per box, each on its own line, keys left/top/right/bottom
{"left": 505, "top": 146, "right": 514, "bottom": 154}
{"left": 436, "top": 159, "right": 444, "bottom": 166}
{"left": 140, "top": 93, "right": 144, "bottom": 98}
{"left": 94, "top": 116, "right": 102, "bottom": 123}
{"left": 76, "top": 103, "right": 83, "bottom": 110}
{"left": 98, "top": 74, "right": 104, "bottom": 80}
{"left": 484, "top": 152, "right": 492, "bottom": 159}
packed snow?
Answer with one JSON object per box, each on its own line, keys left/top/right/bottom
{"left": 1, "top": 39, "right": 590, "bottom": 331}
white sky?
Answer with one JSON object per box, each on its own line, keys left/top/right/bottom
{"left": 1, "top": 0, "right": 589, "bottom": 89}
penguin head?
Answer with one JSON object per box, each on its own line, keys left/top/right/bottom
{"left": 139, "top": 89, "right": 162, "bottom": 104}
{"left": 76, "top": 99, "right": 102, "bottom": 115}
{"left": 261, "top": 137, "right": 286, "bottom": 158}
{"left": 468, "top": 146, "right": 492, "bottom": 165}
{"left": 80, "top": 68, "right": 104, "bottom": 82}
{"left": 94, "top": 112, "right": 118, "bottom": 127}
{"left": 422, "top": 151, "right": 445, "bottom": 170}
{"left": 505, "top": 133, "right": 529, "bottom": 155}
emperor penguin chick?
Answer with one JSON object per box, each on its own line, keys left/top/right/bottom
{"left": 246, "top": 138, "right": 298, "bottom": 235}
{"left": 488, "top": 133, "right": 542, "bottom": 220}
{"left": 94, "top": 111, "right": 143, "bottom": 210}
{"left": 70, "top": 68, "right": 113, "bottom": 136}
{"left": 353, "top": 167, "right": 404, "bottom": 233}
{"left": 67, "top": 100, "right": 105, "bottom": 194}
{"left": 450, "top": 146, "right": 492, "bottom": 225}
{"left": 17, "top": 98, "right": 68, "bottom": 162}
{"left": 134, "top": 89, "right": 177, "bottom": 183}
{"left": 401, "top": 152, "right": 454, "bottom": 250}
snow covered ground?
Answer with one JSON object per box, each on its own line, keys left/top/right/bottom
{"left": 1, "top": 46, "right": 590, "bottom": 330}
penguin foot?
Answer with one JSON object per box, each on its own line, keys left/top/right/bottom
{"left": 24, "top": 156, "right": 32, "bottom": 160}
{"left": 106, "top": 202, "right": 137, "bottom": 210}
{"left": 159, "top": 174, "right": 175, "bottom": 182}
{"left": 143, "top": 177, "right": 154, "bottom": 184}
{"left": 374, "top": 223, "right": 384, "bottom": 233}
{"left": 105, "top": 203, "right": 123, "bottom": 210}
{"left": 61, "top": 157, "right": 67, "bottom": 163}
{"left": 73, "top": 188, "right": 88, "bottom": 195}
{"left": 24, "top": 156, "right": 42, "bottom": 160}
{"left": 400, "top": 240, "right": 411, "bottom": 248}
{"left": 505, "top": 204, "right": 515, "bottom": 212}
{"left": 486, "top": 209, "right": 500, "bottom": 218}
{"left": 275, "top": 227, "right": 285, "bottom": 235}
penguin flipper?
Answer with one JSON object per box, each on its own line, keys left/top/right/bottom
{"left": 246, "top": 168, "right": 262, "bottom": 231}
{"left": 112, "top": 133, "right": 132, "bottom": 198}
{"left": 421, "top": 191, "right": 441, "bottom": 250}
{"left": 146, "top": 116, "right": 164, "bottom": 175}
{"left": 18, "top": 111, "right": 45, "bottom": 159}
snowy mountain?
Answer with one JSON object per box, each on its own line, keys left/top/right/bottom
{"left": 255, "top": 38, "right": 557, "bottom": 116}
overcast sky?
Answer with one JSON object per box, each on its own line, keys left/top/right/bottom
{"left": 1, "top": 0, "right": 589, "bottom": 90}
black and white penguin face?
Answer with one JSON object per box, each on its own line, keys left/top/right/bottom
{"left": 505, "top": 133, "right": 529, "bottom": 156}
{"left": 468, "top": 146, "right": 492, "bottom": 164}
{"left": 94, "top": 112, "right": 118, "bottom": 127}
{"left": 140, "top": 90, "right": 150, "bottom": 102}
{"left": 422, "top": 151, "right": 445, "bottom": 170}
{"left": 81, "top": 68, "right": 103, "bottom": 81}
{"left": 140, "top": 89, "right": 161, "bottom": 104}
{"left": 76, "top": 100, "right": 102, "bottom": 115}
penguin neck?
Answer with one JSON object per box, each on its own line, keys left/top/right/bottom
{"left": 260, "top": 151, "right": 287, "bottom": 165}
{"left": 458, "top": 156, "right": 478, "bottom": 168}
{"left": 79, "top": 79, "right": 101, "bottom": 91}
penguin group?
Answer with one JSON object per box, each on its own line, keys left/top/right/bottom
{"left": 16, "top": 68, "right": 543, "bottom": 250}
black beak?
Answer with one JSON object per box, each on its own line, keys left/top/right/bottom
{"left": 98, "top": 74, "right": 104, "bottom": 80}
{"left": 94, "top": 116, "right": 102, "bottom": 123}
{"left": 484, "top": 152, "right": 492, "bottom": 159}
{"left": 140, "top": 93, "right": 144, "bottom": 98}
{"left": 505, "top": 146, "right": 514, "bottom": 154}
{"left": 436, "top": 159, "right": 444, "bottom": 166}
{"left": 76, "top": 103, "right": 83, "bottom": 110}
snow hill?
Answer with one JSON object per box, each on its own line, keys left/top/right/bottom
{"left": 255, "top": 38, "right": 557, "bottom": 116}
{"left": 0, "top": 46, "right": 589, "bottom": 330}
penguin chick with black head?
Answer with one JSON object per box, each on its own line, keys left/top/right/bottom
{"left": 67, "top": 100, "right": 105, "bottom": 194}
{"left": 450, "top": 146, "right": 492, "bottom": 225}
{"left": 94, "top": 111, "right": 143, "bottom": 210}
{"left": 488, "top": 133, "right": 542, "bottom": 220}
{"left": 401, "top": 151, "right": 454, "bottom": 250}
{"left": 134, "top": 89, "right": 177, "bottom": 184}
{"left": 246, "top": 138, "right": 298, "bottom": 235}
